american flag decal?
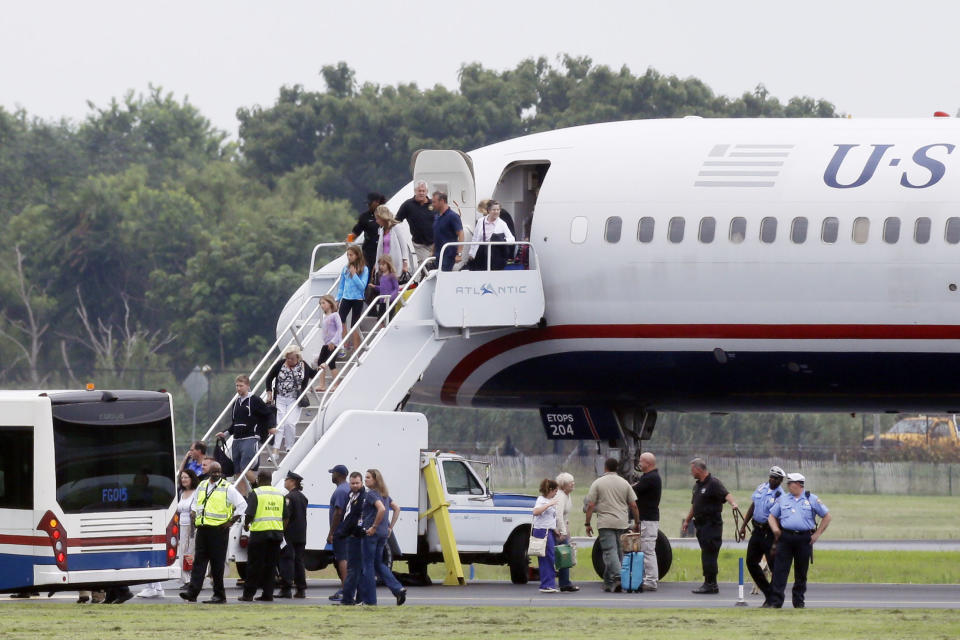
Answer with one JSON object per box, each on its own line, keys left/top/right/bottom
{"left": 694, "top": 144, "right": 794, "bottom": 187}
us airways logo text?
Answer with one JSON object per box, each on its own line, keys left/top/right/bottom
{"left": 824, "top": 143, "right": 955, "bottom": 189}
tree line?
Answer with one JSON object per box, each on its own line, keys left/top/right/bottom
{"left": 0, "top": 55, "right": 841, "bottom": 447}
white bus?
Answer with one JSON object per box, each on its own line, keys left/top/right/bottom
{"left": 0, "top": 389, "right": 180, "bottom": 594}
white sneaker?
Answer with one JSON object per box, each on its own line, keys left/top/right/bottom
{"left": 136, "top": 587, "right": 163, "bottom": 598}
{"left": 539, "top": 587, "right": 559, "bottom": 593}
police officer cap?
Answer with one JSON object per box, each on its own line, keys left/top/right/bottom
{"left": 328, "top": 464, "right": 349, "bottom": 476}
{"left": 786, "top": 472, "right": 806, "bottom": 484}
{"left": 286, "top": 471, "right": 303, "bottom": 482}
{"left": 768, "top": 466, "right": 786, "bottom": 479}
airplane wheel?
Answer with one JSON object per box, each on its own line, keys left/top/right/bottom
{"left": 590, "top": 530, "right": 672, "bottom": 580}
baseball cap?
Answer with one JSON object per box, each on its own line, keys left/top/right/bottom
{"left": 786, "top": 472, "right": 805, "bottom": 484}
{"left": 768, "top": 466, "right": 786, "bottom": 479}
{"left": 328, "top": 464, "right": 349, "bottom": 476}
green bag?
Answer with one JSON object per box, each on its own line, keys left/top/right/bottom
{"left": 554, "top": 542, "right": 576, "bottom": 570}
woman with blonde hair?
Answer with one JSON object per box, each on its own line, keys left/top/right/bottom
{"left": 358, "top": 468, "right": 406, "bottom": 605}
{"left": 315, "top": 295, "right": 342, "bottom": 392}
{"left": 374, "top": 205, "right": 412, "bottom": 278}
{"left": 264, "top": 344, "right": 318, "bottom": 453}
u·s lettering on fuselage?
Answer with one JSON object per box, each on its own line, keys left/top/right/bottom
{"left": 413, "top": 118, "right": 960, "bottom": 413}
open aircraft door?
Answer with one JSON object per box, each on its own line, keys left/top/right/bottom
{"left": 412, "top": 150, "right": 477, "bottom": 240}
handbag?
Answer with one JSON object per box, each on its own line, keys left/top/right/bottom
{"left": 554, "top": 542, "right": 577, "bottom": 570}
{"left": 527, "top": 533, "right": 547, "bottom": 557}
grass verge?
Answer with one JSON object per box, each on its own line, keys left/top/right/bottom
{"left": 2, "top": 604, "right": 958, "bottom": 640}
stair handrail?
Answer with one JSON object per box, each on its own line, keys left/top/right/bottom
{"left": 438, "top": 240, "right": 539, "bottom": 271}
{"left": 310, "top": 242, "right": 348, "bottom": 274}
{"left": 312, "top": 258, "right": 438, "bottom": 418}
{"left": 198, "top": 292, "right": 327, "bottom": 445}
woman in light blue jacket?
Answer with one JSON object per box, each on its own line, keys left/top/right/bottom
{"left": 336, "top": 244, "right": 369, "bottom": 352}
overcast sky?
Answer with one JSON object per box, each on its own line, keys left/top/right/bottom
{"left": 3, "top": 1, "right": 958, "bottom": 137}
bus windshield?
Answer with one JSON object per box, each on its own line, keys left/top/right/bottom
{"left": 52, "top": 397, "right": 176, "bottom": 513}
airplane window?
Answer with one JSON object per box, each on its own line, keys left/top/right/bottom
{"left": 791, "top": 217, "right": 808, "bottom": 244}
{"left": 852, "top": 217, "right": 870, "bottom": 244}
{"left": 699, "top": 217, "right": 716, "bottom": 243}
{"left": 729, "top": 217, "right": 746, "bottom": 244}
{"left": 760, "top": 217, "right": 777, "bottom": 244}
{"left": 883, "top": 217, "right": 900, "bottom": 244}
{"left": 637, "top": 217, "right": 655, "bottom": 243}
{"left": 914, "top": 217, "right": 931, "bottom": 244}
{"left": 668, "top": 217, "right": 685, "bottom": 243}
{"left": 946, "top": 218, "right": 960, "bottom": 244}
{"left": 821, "top": 217, "right": 839, "bottom": 243}
{"left": 570, "top": 216, "right": 588, "bottom": 244}
{"left": 604, "top": 216, "right": 622, "bottom": 243}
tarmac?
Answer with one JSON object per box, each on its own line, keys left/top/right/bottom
{"left": 9, "top": 579, "right": 960, "bottom": 609}
{"left": 572, "top": 537, "right": 960, "bottom": 552}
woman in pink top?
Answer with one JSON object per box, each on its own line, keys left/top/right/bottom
{"left": 315, "top": 295, "right": 343, "bottom": 392}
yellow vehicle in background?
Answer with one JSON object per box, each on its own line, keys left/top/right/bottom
{"left": 862, "top": 415, "right": 960, "bottom": 449}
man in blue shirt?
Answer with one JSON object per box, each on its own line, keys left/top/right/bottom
{"left": 326, "top": 464, "right": 352, "bottom": 601}
{"left": 431, "top": 191, "right": 464, "bottom": 271}
{"left": 739, "top": 466, "right": 785, "bottom": 605}
{"left": 766, "top": 473, "right": 832, "bottom": 608}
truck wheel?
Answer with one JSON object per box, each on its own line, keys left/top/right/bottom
{"left": 506, "top": 529, "right": 530, "bottom": 584}
{"left": 590, "top": 530, "right": 673, "bottom": 580}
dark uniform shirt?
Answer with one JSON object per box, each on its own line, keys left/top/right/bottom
{"left": 352, "top": 209, "right": 380, "bottom": 268}
{"left": 283, "top": 488, "right": 309, "bottom": 545}
{"left": 632, "top": 469, "right": 662, "bottom": 522}
{"left": 691, "top": 473, "right": 728, "bottom": 523}
{"left": 396, "top": 197, "right": 434, "bottom": 245}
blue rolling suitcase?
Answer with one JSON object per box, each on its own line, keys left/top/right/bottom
{"left": 620, "top": 551, "right": 644, "bottom": 593}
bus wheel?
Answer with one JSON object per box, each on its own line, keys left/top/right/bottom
{"left": 590, "top": 530, "right": 673, "bottom": 580}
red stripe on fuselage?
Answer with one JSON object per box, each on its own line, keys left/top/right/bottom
{"left": 439, "top": 323, "right": 960, "bottom": 404}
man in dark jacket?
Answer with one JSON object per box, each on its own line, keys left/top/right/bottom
{"left": 334, "top": 472, "right": 366, "bottom": 605}
{"left": 215, "top": 374, "right": 272, "bottom": 495}
{"left": 278, "top": 471, "right": 309, "bottom": 598}
{"left": 351, "top": 193, "right": 385, "bottom": 270}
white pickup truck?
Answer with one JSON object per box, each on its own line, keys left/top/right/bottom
{"left": 228, "top": 411, "right": 538, "bottom": 583}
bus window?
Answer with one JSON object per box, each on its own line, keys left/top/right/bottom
{"left": 853, "top": 217, "right": 870, "bottom": 244}
{"left": 760, "top": 217, "right": 777, "bottom": 243}
{"left": 604, "top": 216, "right": 622, "bottom": 243}
{"left": 699, "top": 217, "right": 716, "bottom": 243}
{"left": 729, "top": 217, "right": 746, "bottom": 243}
{"left": 821, "top": 217, "right": 839, "bottom": 243}
{"left": 52, "top": 399, "right": 176, "bottom": 513}
{"left": 668, "top": 217, "right": 685, "bottom": 243}
{"left": 791, "top": 217, "right": 808, "bottom": 244}
{"left": 883, "top": 217, "right": 900, "bottom": 244}
{"left": 570, "top": 216, "right": 588, "bottom": 244}
{"left": 914, "top": 217, "right": 931, "bottom": 244}
{"left": 637, "top": 217, "right": 655, "bottom": 243}
{"left": 0, "top": 427, "right": 33, "bottom": 509}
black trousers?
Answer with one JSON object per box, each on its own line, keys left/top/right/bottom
{"left": 190, "top": 526, "right": 229, "bottom": 598}
{"left": 244, "top": 532, "right": 282, "bottom": 598}
{"left": 694, "top": 518, "right": 723, "bottom": 583}
{"left": 278, "top": 542, "right": 307, "bottom": 591}
{"left": 746, "top": 524, "right": 775, "bottom": 599}
{"left": 769, "top": 530, "right": 813, "bottom": 608}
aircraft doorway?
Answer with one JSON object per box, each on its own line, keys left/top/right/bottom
{"left": 490, "top": 161, "right": 550, "bottom": 243}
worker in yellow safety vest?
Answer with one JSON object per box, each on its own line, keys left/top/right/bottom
{"left": 181, "top": 461, "right": 247, "bottom": 604}
{"left": 240, "top": 470, "right": 288, "bottom": 602}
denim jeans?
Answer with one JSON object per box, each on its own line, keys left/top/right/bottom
{"left": 532, "top": 528, "right": 556, "bottom": 589}
{"left": 598, "top": 528, "right": 626, "bottom": 587}
{"left": 340, "top": 537, "right": 363, "bottom": 604}
{"left": 360, "top": 535, "right": 403, "bottom": 604}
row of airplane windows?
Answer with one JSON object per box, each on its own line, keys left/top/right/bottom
{"left": 573, "top": 215, "right": 960, "bottom": 246}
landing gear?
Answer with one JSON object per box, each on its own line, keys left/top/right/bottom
{"left": 590, "top": 529, "right": 673, "bottom": 580}
{"left": 613, "top": 409, "right": 657, "bottom": 478}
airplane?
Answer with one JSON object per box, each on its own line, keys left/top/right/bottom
{"left": 279, "top": 115, "right": 960, "bottom": 457}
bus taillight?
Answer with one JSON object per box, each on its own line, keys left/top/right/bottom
{"left": 165, "top": 514, "right": 179, "bottom": 566}
{"left": 37, "top": 510, "right": 68, "bottom": 572}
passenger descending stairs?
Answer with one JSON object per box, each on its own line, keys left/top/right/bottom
{"left": 200, "top": 241, "right": 546, "bottom": 487}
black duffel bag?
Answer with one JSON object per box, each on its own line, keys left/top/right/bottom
{"left": 214, "top": 436, "right": 235, "bottom": 477}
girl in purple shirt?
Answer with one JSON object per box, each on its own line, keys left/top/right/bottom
{"left": 315, "top": 295, "right": 343, "bottom": 392}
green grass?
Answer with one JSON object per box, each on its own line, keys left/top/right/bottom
{"left": 1, "top": 604, "right": 958, "bottom": 639}
{"left": 500, "top": 487, "right": 960, "bottom": 540}
{"left": 437, "top": 549, "right": 960, "bottom": 585}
